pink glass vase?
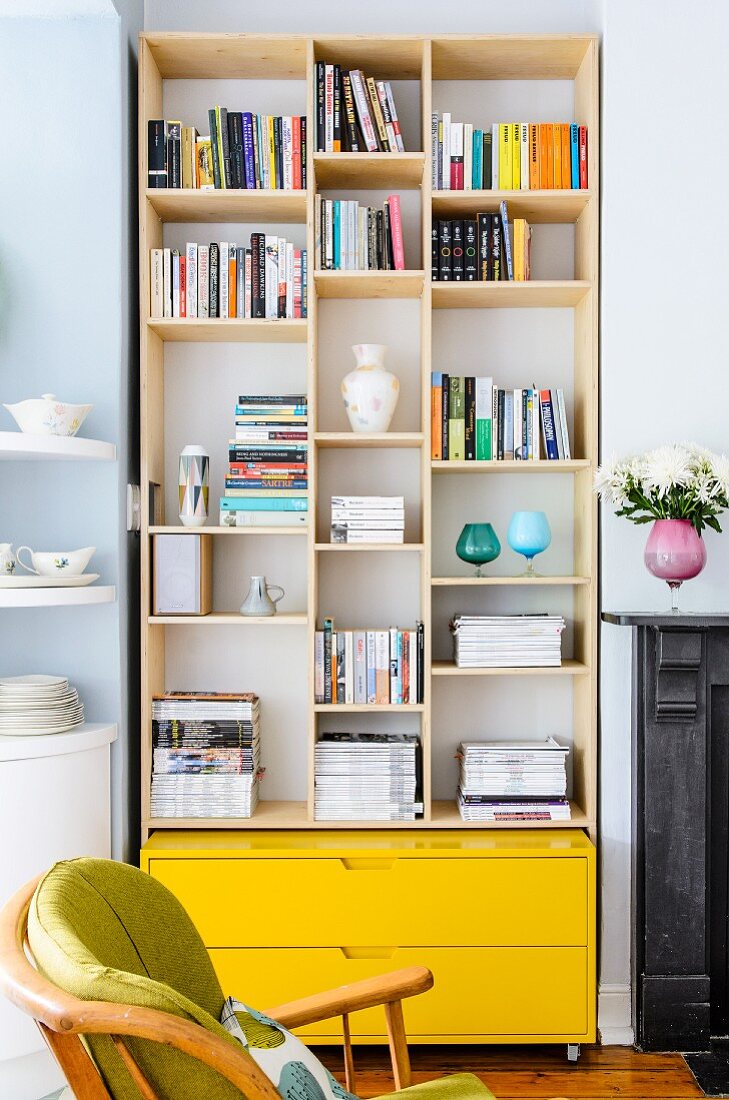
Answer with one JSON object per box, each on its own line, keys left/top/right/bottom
{"left": 644, "top": 518, "right": 707, "bottom": 612}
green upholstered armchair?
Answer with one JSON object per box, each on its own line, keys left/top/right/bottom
{"left": 0, "top": 858, "right": 495, "bottom": 1100}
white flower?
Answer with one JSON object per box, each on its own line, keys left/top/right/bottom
{"left": 712, "top": 454, "right": 729, "bottom": 499}
{"left": 642, "top": 444, "right": 693, "bottom": 495}
{"left": 594, "top": 459, "right": 631, "bottom": 504}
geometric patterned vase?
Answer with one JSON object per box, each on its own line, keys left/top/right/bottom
{"left": 178, "top": 444, "right": 209, "bottom": 527}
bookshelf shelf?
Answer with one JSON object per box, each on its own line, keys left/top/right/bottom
{"left": 431, "top": 575, "right": 591, "bottom": 587}
{"left": 315, "top": 543, "right": 424, "bottom": 553}
{"left": 148, "top": 613, "right": 308, "bottom": 626}
{"left": 431, "top": 189, "right": 592, "bottom": 223}
{"left": 431, "top": 281, "right": 591, "bottom": 309}
{"left": 431, "top": 459, "right": 590, "bottom": 473}
{"left": 147, "top": 318, "right": 308, "bottom": 343}
{"left": 314, "top": 152, "right": 426, "bottom": 189}
{"left": 149, "top": 525, "right": 308, "bottom": 536}
{"left": 431, "top": 659, "right": 590, "bottom": 678}
{"left": 314, "top": 432, "right": 424, "bottom": 448}
{"left": 315, "top": 270, "right": 425, "bottom": 299}
{"left": 145, "top": 188, "right": 307, "bottom": 223}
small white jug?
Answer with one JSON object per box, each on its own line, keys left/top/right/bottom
{"left": 0, "top": 543, "right": 15, "bottom": 575}
{"left": 240, "top": 576, "right": 285, "bottom": 617}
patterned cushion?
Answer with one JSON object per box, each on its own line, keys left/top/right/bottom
{"left": 222, "top": 998, "right": 360, "bottom": 1100}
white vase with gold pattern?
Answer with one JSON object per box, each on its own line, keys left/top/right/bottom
{"left": 341, "top": 343, "right": 399, "bottom": 433}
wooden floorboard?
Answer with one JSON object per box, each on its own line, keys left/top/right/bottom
{"left": 313, "top": 1045, "right": 704, "bottom": 1099}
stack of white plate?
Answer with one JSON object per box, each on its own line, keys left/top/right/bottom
{"left": 0, "top": 674, "right": 84, "bottom": 736}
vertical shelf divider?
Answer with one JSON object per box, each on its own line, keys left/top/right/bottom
{"left": 306, "top": 38, "right": 319, "bottom": 821}
{"left": 421, "top": 39, "right": 433, "bottom": 821}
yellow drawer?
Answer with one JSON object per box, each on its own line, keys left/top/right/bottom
{"left": 149, "top": 855, "right": 588, "bottom": 948}
{"left": 210, "top": 945, "right": 591, "bottom": 1042}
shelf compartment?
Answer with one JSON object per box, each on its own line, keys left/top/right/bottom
{"left": 431, "top": 659, "right": 590, "bottom": 677}
{"left": 0, "top": 432, "right": 116, "bottom": 462}
{"left": 431, "top": 281, "right": 591, "bottom": 309}
{"left": 149, "top": 525, "right": 308, "bottom": 536}
{"left": 314, "top": 153, "right": 425, "bottom": 189}
{"left": 431, "top": 575, "right": 591, "bottom": 586}
{"left": 315, "top": 543, "right": 424, "bottom": 553}
{"left": 314, "top": 703, "right": 425, "bottom": 713}
{"left": 148, "top": 613, "right": 308, "bottom": 626}
{"left": 146, "top": 188, "right": 307, "bottom": 224}
{"left": 430, "top": 35, "right": 595, "bottom": 80}
{"left": 315, "top": 271, "right": 425, "bottom": 299}
{"left": 144, "top": 34, "right": 309, "bottom": 79}
{"left": 315, "top": 432, "right": 423, "bottom": 449}
{"left": 312, "top": 37, "right": 424, "bottom": 79}
{"left": 432, "top": 459, "right": 591, "bottom": 473}
{"left": 0, "top": 586, "right": 116, "bottom": 609}
{"left": 431, "top": 189, "right": 591, "bottom": 224}
{"left": 147, "top": 318, "right": 308, "bottom": 343}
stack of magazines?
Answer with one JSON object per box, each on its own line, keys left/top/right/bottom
{"left": 451, "top": 614, "right": 565, "bottom": 668}
{"left": 151, "top": 692, "right": 261, "bottom": 819}
{"left": 458, "top": 738, "right": 570, "bottom": 822}
{"left": 314, "top": 733, "right": 422, "bottom": 821}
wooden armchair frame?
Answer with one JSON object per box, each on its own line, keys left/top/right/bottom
{"left": 0, "top": 876, "right": 433, "bottom": 1100}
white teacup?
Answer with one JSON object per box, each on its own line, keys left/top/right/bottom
{"left": 16, "top": 545, "right": 95, "bottom": 577}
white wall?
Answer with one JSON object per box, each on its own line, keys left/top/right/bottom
{"left": 143, "top": 0, "right": 729, "bottom": 1044}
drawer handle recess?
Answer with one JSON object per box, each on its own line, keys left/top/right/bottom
{"left": 340, "top": 947, "right": 396, "bottom": 960}
{"left": 340, "top": 858, "right": 396, "bottom": 871}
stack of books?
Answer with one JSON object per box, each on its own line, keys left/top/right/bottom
{"left": 150, "top": 692, "right": 261, "bottom": 819}
{"left": 433, "top": 201, "right": 529, "bottom": 282}
{"left": 150, "top": 237, "right": 307, "bottom": 320}
{"left": 314, "top": 733, "right": 422, "bottom": 821}
{"left": 220, "top": 394, "right": 308, "bottom": 528}
{"left": 431, "top": 117, "right": 588, "bottom": 190}
{"left": 315, "top": 196, "right": 405, "bottom": 270}
{"left": 147, "top": 111, "right": 307, "bottom": 190}
{"left": 331, "top": 495, "right": 404, "bottom": 543}
{"left": 314, "top": 65, "right": 406, "bottom": 153}
{"left": 451, "top": 615, "right": 566, "bottom": 668}
{"left": 315, "top": 619, "right": 424, "bottom": 705}
{"left": 457, "top": 738, "right": 571, "bottom": 822}
{"left": 431, "top": 377, "right": 571, "bottom": 462}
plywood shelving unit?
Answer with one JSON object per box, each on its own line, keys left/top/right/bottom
{"left": 139, "top": 32, "right": 598, "bottom": 843}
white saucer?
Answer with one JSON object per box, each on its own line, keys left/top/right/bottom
{"left": 0, "top": 574, "right": 99, "bottom": 589}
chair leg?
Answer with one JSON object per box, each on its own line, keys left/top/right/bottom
{"left": 341, "top": 1013, "right": 355, "bottom": 1093}
{"left": 384, "top": 1001, "right": 411, "bottom": 1091}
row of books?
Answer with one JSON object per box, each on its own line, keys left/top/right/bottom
{"left": 150, "top": 238, "right": 307, "bottom": 320}
{"left": 315, "top": 620, "right": 425, "bottom": 705}
{"left": 315, "top": 63, "right": 406, "bottom": 153}
{"left": 147, "top": 112, "right": 307, "bottom": 191}
{"left": 314, "top": 733, "right": 422, "bottom": 822}
{"left": 431, "top": 117, "right": 588, "bottom": 191}
{"left": 331, "top": 495, "right": 404, "bottom": 545}
{"left": 432, "top": 202, "right": 529, "bottom": 282}
{"left": 431, "top": 377, "right": 572, "bottom": 462}
{"left": 151, "top": 692, "right": 261, "bottom": 819}
{"left": 315, "top": 195, "right": 405, "bottom": 271}
{"left": 457, "top": 738, "right": 570, "bottom": 822}
{"left": 223, "top": 394, "right": 308, "bottom": 519}
{"left": 451, "top": 615, "right": 566, "bottom": 669}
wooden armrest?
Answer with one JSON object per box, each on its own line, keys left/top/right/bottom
{"left": 263, "top": 965, "right": 433, "bottom": 1028}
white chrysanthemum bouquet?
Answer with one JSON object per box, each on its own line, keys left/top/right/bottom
{"left": 594, "top": 444, "right": 729, "bottom": 534}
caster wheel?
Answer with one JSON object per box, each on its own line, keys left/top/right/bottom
{"left": 566, "top": 1043, "right": 580, "bottom": 1063}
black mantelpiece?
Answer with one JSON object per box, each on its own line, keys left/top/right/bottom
{"left": 604, "top": 612, "right": 729, "bottom": 1052}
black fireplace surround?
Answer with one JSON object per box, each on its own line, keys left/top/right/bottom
{"left": 604, "top": 613, "right": 729, "bottom": 1052}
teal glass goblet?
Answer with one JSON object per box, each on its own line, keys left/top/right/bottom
{"left": 507, "top": 511, "right": 552, "bottom": 576}
{"left": 456, "top": 523, "right": 501, "bottom": 577}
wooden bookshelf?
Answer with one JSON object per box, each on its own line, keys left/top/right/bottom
{"left": 138, "top": 32, "right": 599, "bottom": 843}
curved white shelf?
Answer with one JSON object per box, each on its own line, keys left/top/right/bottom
{"left": 0, "top": 722, "right": 117, "bottom": 762}
{"left": 0, "top": 431, "right": 116, "bottom": 461}
{"left": 0, "top": 585, "right": 116, "bottom": 608}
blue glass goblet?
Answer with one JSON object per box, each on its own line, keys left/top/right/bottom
{"left": 456, "top": 523, "right": 501, "bottom": 577}
{"left": 507, "top": 511, "right": 552, "bottom": 577}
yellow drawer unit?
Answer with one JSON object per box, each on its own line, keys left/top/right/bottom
{"left": 141, "top": 829, "right": 596, "bottom": 1046}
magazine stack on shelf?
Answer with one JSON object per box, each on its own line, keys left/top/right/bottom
{"left": 451, "top": 615, "right": 565, "bottom": 668}
{"left": 314, "top": 732, "right": 422, "bottom": 821}
{"left": 150, "top": 692, "right": 261, "bottom": 819}
{"left": 457, "top": 737, "right": 570, "bottom": 822}
{"left": 331, "top": 495, "right": 404, "bottom": 543}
